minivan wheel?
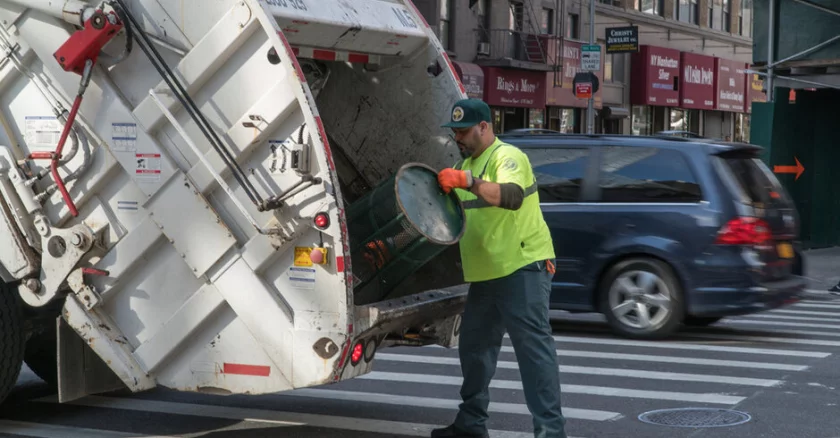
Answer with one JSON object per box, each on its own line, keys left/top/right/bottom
{"left": 600, "top": 257, "right": 684, "bottom": 339}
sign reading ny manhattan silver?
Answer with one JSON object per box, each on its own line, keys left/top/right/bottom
{"left": 605, "top": 26, "right": 639, "bottom": 54}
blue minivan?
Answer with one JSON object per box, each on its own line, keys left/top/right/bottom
{"left": 499, "top": 132, "right": 807, "bottom": 339}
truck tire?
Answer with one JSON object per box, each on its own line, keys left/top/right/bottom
{"left": 0, "top": 288, "right": 25, "bottom": 404}
{"left": 24, "top": 327, "right": 58, "bottom": 388}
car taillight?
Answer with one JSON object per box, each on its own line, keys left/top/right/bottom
{"left": 715, "top": 217, "right": 772, "bottom": 245}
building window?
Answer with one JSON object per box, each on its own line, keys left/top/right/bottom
{"left": 722, "top": 0, "right": 731, "bottom": 32}
{"left": 440, "top": 0, "right": 452, "bottom": 50}
{"left": 603, "top": 51, "right": 626, "bottom": 84}
{"left": 740, "top": 0, "right": 753, "bottom": 37}
{"left": 525, "top": 148, "right": 590, "bottom": 203}
{"left": 676, "top": 0, "right": 699, "bottom": 24}
{"left": 541, "top": 8, "right": 555, "bottom": 34}
{"left": 631, "top": 106, "right": 653, "bottom": 136}
{"left": 566, "top": 13, "right": 580, "bottom": 39}
{"left": 638, "top": 0, "right": 664, "bottom": 16}
{"left": 708, "top": 1, "right": 714, "bottom": 28}
{"left": 599, "top": 147, "right": 703, "bottom": 203}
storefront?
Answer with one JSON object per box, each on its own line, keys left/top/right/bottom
{"left": 706, "top": 58, "right": 747, "bottom": 140}
{"left": 630, "top": 45, "right": 680, "bottom": 135}
{"left": 544, "top": 40, "right": 604, "bottom": 133}
{"left": 482, "top": 67, "right": 547, "bottom": 133}
{"left": 676, "top": 52, "right": 715, "bottom": 135}
{"left": 741, "top": 70, "right": 768, "bottom": 143}
{"left": 452, "top": 61, "right": 485, "bottom": 100}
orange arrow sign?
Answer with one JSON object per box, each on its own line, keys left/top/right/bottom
{"left": 774, "top": 157, "right": 804, "bottom": 181}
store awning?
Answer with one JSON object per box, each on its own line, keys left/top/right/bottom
{"left": 600, "top": 106, "right": 630, "bottom": 119}
{"left": 452, "top": 61, "right": 484, "bottom": 100}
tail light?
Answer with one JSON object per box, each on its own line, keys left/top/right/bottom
{"left": 350, "top": 341, "right": 364, "bottom": 365}
{"left": 715, "top": 217, "right": 772, "bottom": 245}
{"left": 314, "top": 212, "right": 330, "bottom": 229}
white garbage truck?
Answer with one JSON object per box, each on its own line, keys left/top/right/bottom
{"left": 0, "top": 0, "right": 471, "bottom": 405}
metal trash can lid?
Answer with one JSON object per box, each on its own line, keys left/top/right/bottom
{"left": 394, "top": 162, "right": 466, "bottom": 246}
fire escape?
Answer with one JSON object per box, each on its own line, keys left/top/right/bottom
{"left": 474, "top": 0, "right": 561, "bottom": 82}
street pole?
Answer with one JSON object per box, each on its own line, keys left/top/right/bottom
{"left": 586, "top": 0, "right": 595, "bottom": 134}
{"left": 766, "top": 0, "right": 776, "bottom": 102}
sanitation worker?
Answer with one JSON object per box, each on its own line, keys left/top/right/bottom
{"left": 431, "top": 98, "right": 566, "bottom": 438}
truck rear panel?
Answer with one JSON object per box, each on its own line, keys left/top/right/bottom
{"left": 0, "top": 0, "right": 468, "bottom": 402}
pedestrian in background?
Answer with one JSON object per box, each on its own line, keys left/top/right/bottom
{"left": 431, "top": 98, "right": 567, "bottom": 438}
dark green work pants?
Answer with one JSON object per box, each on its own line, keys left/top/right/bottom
{"left": 453, "top": 260, "right": 567, "bottom": 438}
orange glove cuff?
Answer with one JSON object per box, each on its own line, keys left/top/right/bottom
{"left": 438, "top": 169, "right": 473, "bottom": 193}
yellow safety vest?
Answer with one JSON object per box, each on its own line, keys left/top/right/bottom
{"left": 452, "top": 137, "right": 555, "bottom": 283}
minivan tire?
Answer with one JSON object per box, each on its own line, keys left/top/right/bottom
{"left": 599, "top": 257, "right": 684, "bottom": 340}
{"left": 683, "top": 316, "right": 722, "bottom": 327}
{"left": 0, "top": 287, "right": 25, "bottom": 405}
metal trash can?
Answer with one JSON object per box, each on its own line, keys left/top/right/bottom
{"left": 346, "top": 162, "right": 465, "bottom": 305}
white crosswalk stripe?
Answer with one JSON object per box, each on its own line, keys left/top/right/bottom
{"left": 5, "top": 295, "right": 840, "bottom": 438}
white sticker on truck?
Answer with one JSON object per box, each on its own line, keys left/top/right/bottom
{"left": 112, "top": 122, "right": 137, "bottom": 152}
{"left": 135, "top": 153, "right": 161, "bottom": 182}
{"left": 288, "top": 266, "right": 316, "bottom": 290}
{"left": 265, "top": 0, "right": 308, "bottom": 11}
{"left": 24, "top": 116, "right": 61, "bottom": 150}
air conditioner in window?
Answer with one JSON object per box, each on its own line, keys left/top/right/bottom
{"left": 477, "top": 42, "right": 490, "bottom": 55}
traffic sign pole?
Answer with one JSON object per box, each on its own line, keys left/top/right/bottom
{"left": 587, "top": 0, "right": 595, "bottom": 134}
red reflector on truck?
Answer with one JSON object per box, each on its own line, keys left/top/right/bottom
{"left": 223, "top": 363, "right": 271, "bottom": 377}
{"left": 351, "top": 342, "right": 364, "bottom": 365}
{"left": 336, "top": 256, "right": 345, "bottom": 272}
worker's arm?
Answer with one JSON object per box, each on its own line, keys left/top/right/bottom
{"left": 469, "top": 178, "right": 524, "bottom": 210}
{"left": 437, "top": 147, "right": 528, "bottom": 210}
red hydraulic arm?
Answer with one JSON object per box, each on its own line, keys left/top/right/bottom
{"left": 28, "top": 9, "right": 123, "bottom": 217}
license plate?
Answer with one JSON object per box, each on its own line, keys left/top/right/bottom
{"left": 777, "top": 243, "right": 794, "bottom": 259}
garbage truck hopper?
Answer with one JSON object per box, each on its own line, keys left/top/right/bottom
{"left": 0, "top": 0, "right": 471, "bottom": 404}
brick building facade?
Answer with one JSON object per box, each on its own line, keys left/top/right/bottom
{"left": 414, "top": 0, "right": 760, "bottom": 140}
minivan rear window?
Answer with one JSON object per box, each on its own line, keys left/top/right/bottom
{"left": 714, "top": 156, "right": 792, "bottom": 205}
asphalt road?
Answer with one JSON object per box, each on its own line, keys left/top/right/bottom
{"left": 2, "top": 289, "right": 840, "bottom": 438}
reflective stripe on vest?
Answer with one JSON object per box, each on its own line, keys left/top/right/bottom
{"left": 462, "top": 182, "right": 538, "bottom": 210}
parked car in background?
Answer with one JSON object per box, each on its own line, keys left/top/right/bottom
{"left": 498, "top": 132, "right": 807, "bottom": 339}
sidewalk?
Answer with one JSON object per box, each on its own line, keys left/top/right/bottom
{"left": 803, "top": 246, "right": 840, "bottom": 291}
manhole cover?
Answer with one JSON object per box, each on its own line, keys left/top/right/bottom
{"left": 638, "top": 408, "right": 751, "bottom": 428}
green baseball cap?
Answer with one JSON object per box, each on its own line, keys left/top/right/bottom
{"left": 442, "top": 98, "right": 492, "bottom": 128}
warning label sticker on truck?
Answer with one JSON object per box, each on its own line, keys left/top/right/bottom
{"left": 288, "top": 267, "right": 316, "bottom": 289}
{"left": 112, "top": 122, "right": 137, "bottom": 152}
{"left": 24, "top": 116, "right": 61, "bottom": 150}
{"left": 294, "top": 247, "right": 313, "bottom": 267}
{"left": 135, "top": 153, "right": 161, "bottom": 182}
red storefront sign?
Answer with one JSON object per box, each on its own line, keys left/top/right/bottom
{"left": 483, "top": 67, "right": 546, "bottom": 108}
{"left": 545, "top": 39, "right": 603, "bottom": 108}
{"left": 716, "top": 58, "right": 747, "bottom": 112}
{"left": 745, "top": 66, "right": 767, "bottom": 114}
{"left": 575, "top": 82, "right": 592, "bottom": 98}
{"left": 630, "top": 45, "right": 680, "bottom": 107}
{"left": 679, "top": 52, "right": 715, "bottom": 110}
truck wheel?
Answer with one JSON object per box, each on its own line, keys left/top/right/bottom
{"left": 24, "top": 326, "right": 58, "bottom": 388}
{"left": 600, "top": 257, "right": 684, "bottom": 340}
{"left": 0, "top": 288, "right": 25, "bottom": 404}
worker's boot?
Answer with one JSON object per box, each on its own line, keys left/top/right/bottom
{"left": 430, "top": 424, "right": 490, "bottom": 438}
